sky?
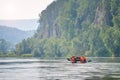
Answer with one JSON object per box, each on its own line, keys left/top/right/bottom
{"left": 0, "top": 0, "right": 54, "bottom": 20}
{"left": 0, "top": 0, "right": 54, "bottom": 30}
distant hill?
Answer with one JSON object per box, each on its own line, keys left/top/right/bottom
{"left": 0, "top": 19, "right": 39, "bottom": 31}
{"left": 0, "top": 25, "right": 35, "bottom": 44}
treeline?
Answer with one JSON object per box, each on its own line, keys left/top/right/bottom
{"left": 0, "top": 39, "right": 16, "bottom": 57}
{"left": 11, "top": 0, "right": 120, "bottom": 57}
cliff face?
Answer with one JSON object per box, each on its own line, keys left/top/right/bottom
{"left": 36, "top": 0, "right": 66, "bottom": 38}
{"left": 36, "top": 0, "right": 113, "bottom": 38}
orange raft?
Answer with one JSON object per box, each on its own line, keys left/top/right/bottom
{"left": 68, "top": 56, "right": 87, "bottom": 63}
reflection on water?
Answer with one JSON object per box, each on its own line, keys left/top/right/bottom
{"left": 0, "top": 57, "right": 120, "bottom": 80}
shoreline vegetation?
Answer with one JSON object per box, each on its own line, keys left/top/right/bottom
{"left": 0, "top": 52, "right": 33, "bottom": 57}
{"left": 0, "top": 52, "right": 116, "bottom": 58}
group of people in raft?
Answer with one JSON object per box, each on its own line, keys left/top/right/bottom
{"left": 70, "top": 56, "right": 86, "bottom": 63}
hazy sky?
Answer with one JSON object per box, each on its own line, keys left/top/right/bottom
{"left": 0, "top": 0, "right": 54, "bottom": 20}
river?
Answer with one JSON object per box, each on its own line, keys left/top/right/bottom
{"left": 0, "top": 57, "right": 120, "bottom": 80}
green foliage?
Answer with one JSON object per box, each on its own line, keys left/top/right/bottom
{"left": 0, "top": 39, "right": 10, "bottom": 54}
{"left": 0, "top": 51, "right": 4, "bottom": 57}
{"left": 94, "top": 48, "right": 110, "bottom": 57}
{"left": 21, "top": 54, "right": 33, "bottom": 57}
{"left": 110, "top": 0, "right": 120, "bottom": 28}
{"left": 6, "top": 51, "right": 17, "bottom": 57}
{"left": 112, "top": 16, "right": 120, "bottom": 27}
{"left": 103, "top": 27, "right": 120, "bottom": 57}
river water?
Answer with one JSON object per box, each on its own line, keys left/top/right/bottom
{"left": 0, "top": 57, "right": 120, "bottom": 80}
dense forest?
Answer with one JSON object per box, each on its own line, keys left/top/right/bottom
{"left": 1, "top": 0, "right": 120, "bottom": 57}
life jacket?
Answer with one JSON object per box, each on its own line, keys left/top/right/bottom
{"left": 70, "top": 56, "right": 77, "bottom": 63}
{"left": 79, "top": 56, "right": 86, "bottom": 63}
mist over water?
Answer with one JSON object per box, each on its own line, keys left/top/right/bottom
{"left": 0, "top": 57, "right": 120, "bottom": 80}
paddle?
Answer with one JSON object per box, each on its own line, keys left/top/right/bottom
{"left": 87, "top": 60, "right": 92, "bottom": 62}
{"left": 67, "top": 58, "right": 70, "bottom": 61}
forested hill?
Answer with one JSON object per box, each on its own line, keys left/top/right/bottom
{"left": 15, "top": 0, "right": 120, "bottom": 57}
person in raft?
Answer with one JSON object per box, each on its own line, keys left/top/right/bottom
{"left": 70, "top": 56, "right": 86, "bottom": 63}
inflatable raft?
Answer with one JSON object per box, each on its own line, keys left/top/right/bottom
{"left": 67, "top": 56, "right": 91, "bottom": 63}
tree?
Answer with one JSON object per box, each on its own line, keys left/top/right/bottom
{"left": 103, "top": 27, "right": 120, "bottom": 57}
{"left": 0, "top": 39, "right": 9, "bottom": 54}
